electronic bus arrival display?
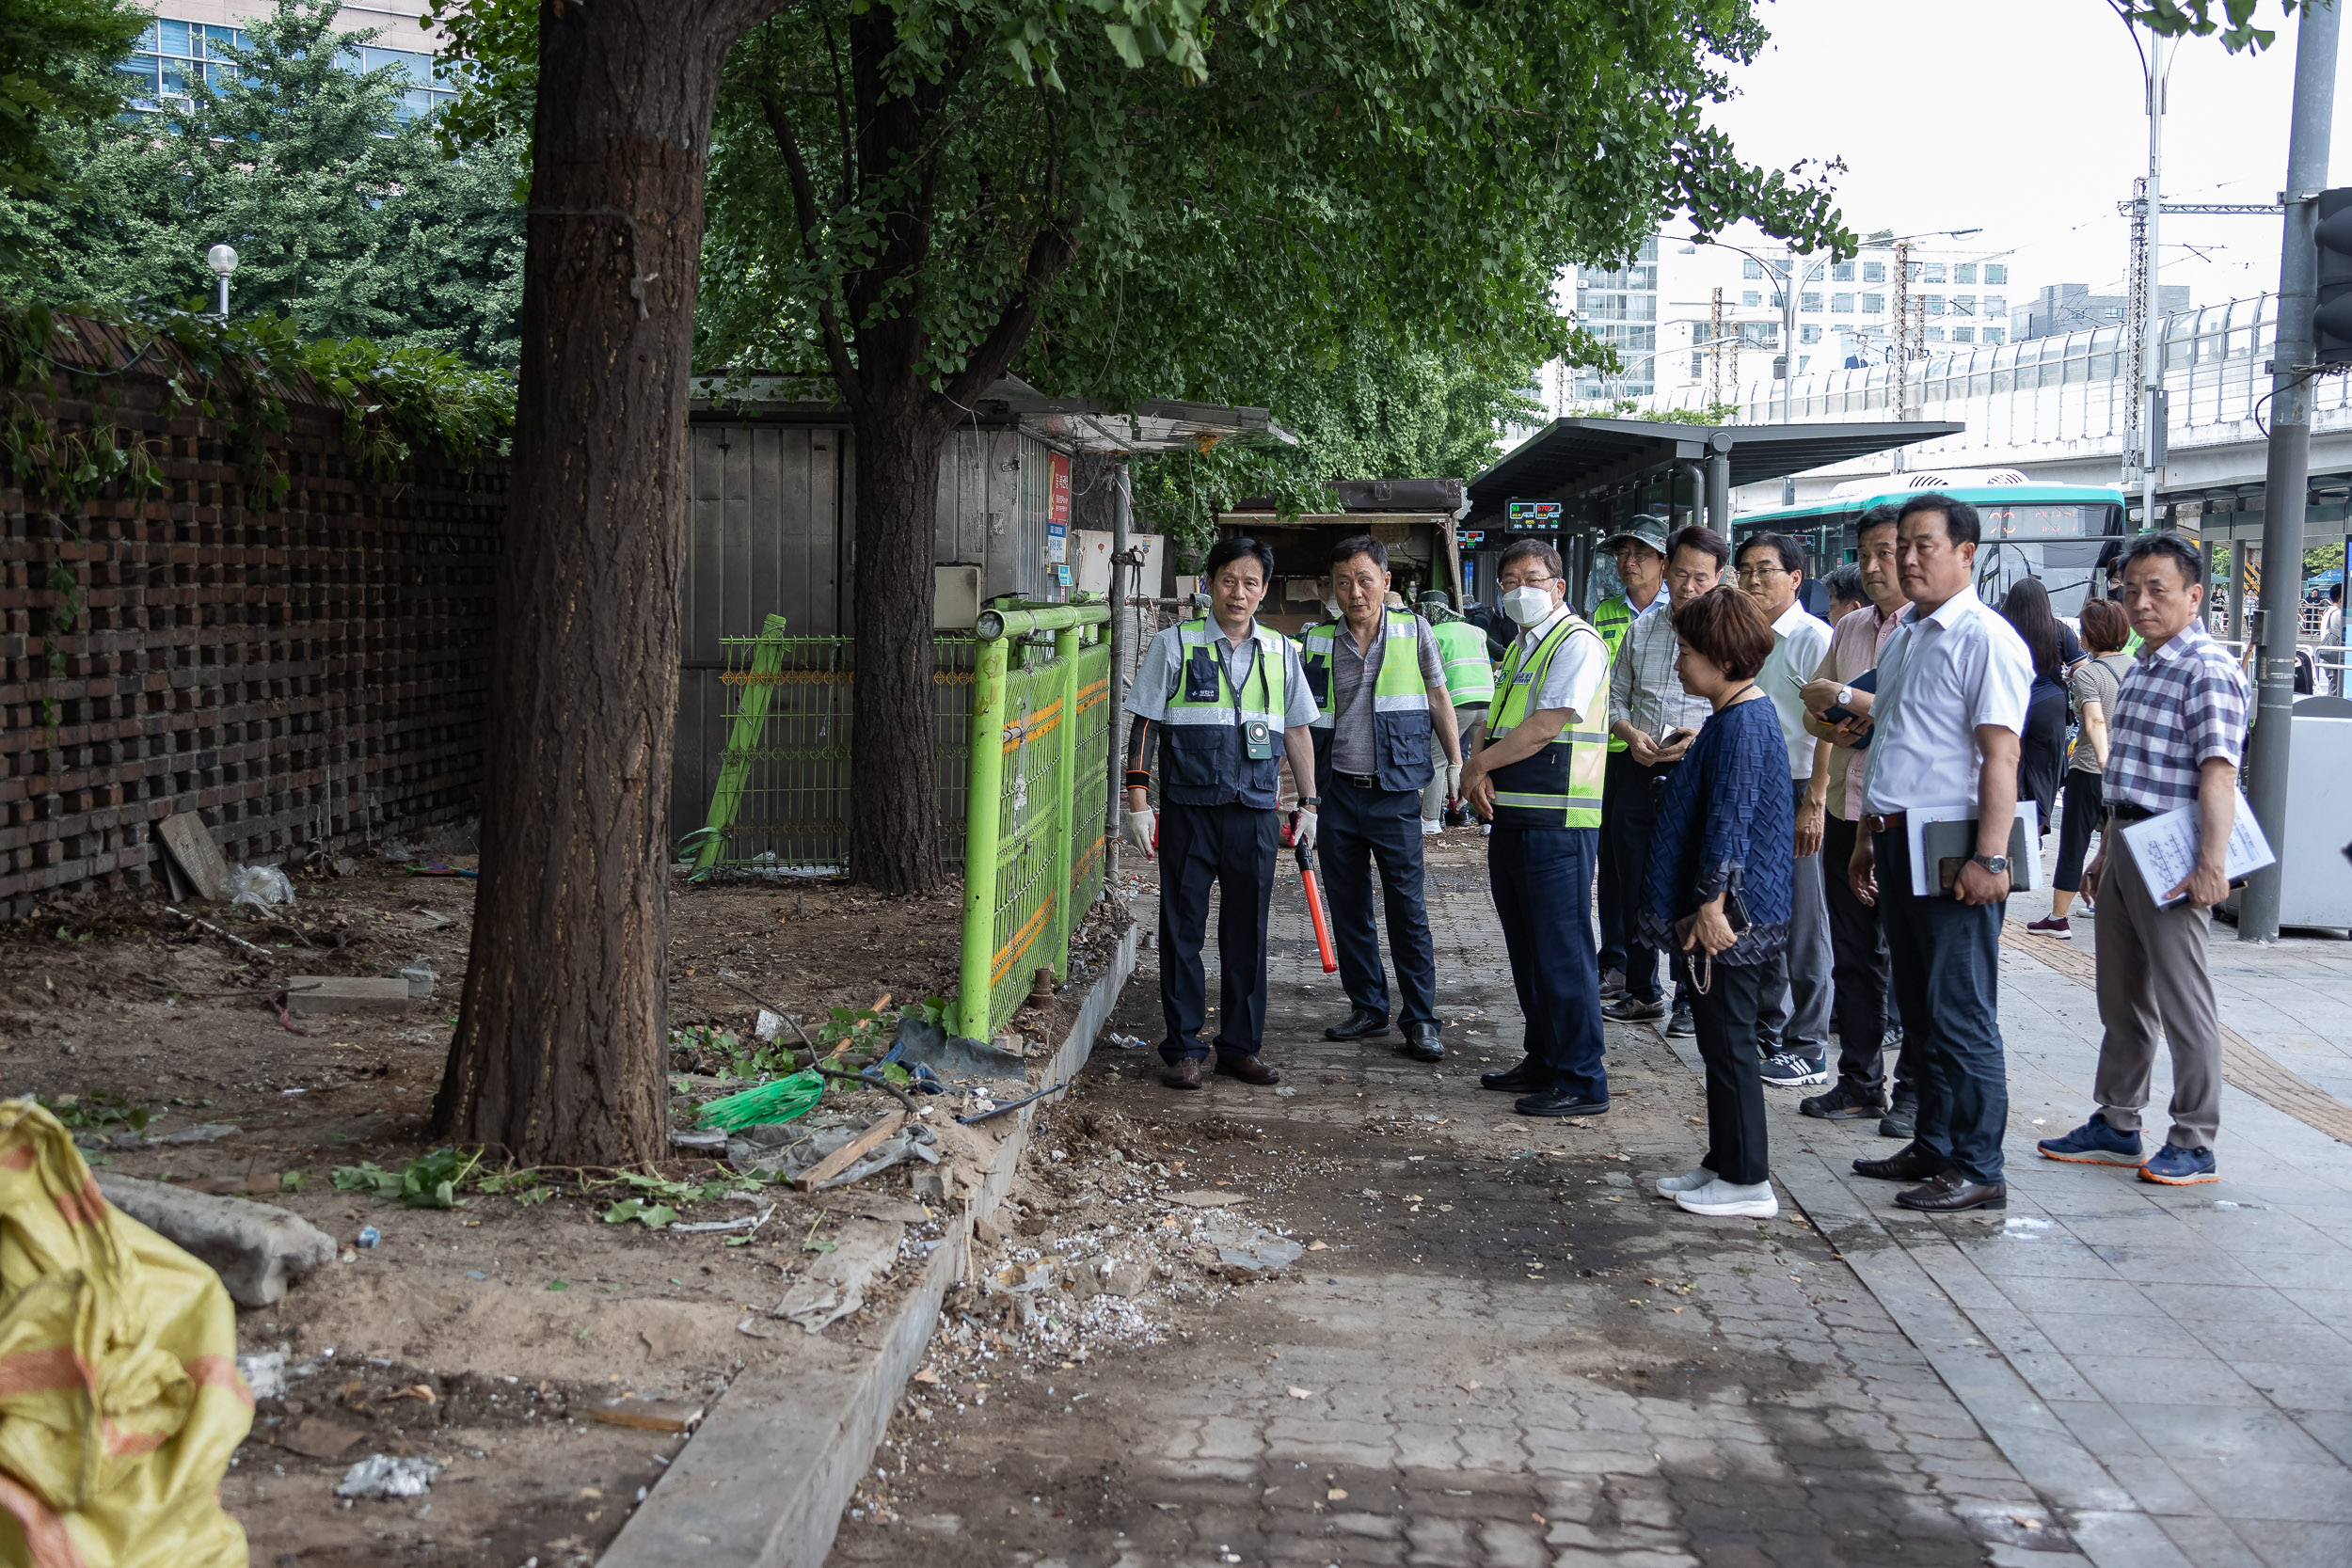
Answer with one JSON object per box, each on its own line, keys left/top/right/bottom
{"left": 1506, "top": 500, "right": 1564, "bottom": 530}
{"left": 1979, "top": 504, "right": 2103, "bottom": 541}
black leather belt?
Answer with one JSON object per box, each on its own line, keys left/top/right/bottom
{"left": 2108, "top": 802, "right": 2159, "bottom": 825}
{"left": 1335, "top": 771, "right": 1378, "bottom": 790}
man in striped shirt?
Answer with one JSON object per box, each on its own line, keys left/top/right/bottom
{"left": 2037, "top": 532, "right": 2249, "bottom": 1185}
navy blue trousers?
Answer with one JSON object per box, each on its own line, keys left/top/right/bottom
{"left": 1320, "top": 782, "right": 1438, "bottom": 1031}
{"left": 1874, "top": 828, "right": 2010, "bottom": 1182}
{"left": 1157, "top": 800, "right": 1279, "bottom": 1064}
{"left": 1487, "top": 825, "right": 1609, "bottom": 1103}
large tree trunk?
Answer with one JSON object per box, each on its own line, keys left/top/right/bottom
{"left": 846, "top": 399, "right": 956, "bottom": 894}
{"left": 434, "top": 0, "right": 778, "bottom": 1165}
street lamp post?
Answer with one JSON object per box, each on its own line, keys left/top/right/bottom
{"left": 205, "top": 244, "right": 238, "bottom": 318}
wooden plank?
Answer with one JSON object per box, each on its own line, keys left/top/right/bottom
{"left": 156, "top": 812, "right": 229, "bottom": 902}
{"left": 792, "top": 1111, "right": 907, "bottom": 1192}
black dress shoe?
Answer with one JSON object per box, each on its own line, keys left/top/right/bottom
{"left": 1480, "top": 1058, "right": 1546, "bottom": 1092}
{"left": 1514, "top": 1086, "right": 1609, "bottom": 1118}
{"left": 1214, "top": 1054, "right": 1282, "bottom": 1086}
{"left": 1400, "top": 1023, "right": 1444, "bottom": 1063}
{"left": 1894, "top": 1172, "right": 2008, "bottom": 1212}
{"left": 1160, "top": 1058, "right": 1204, "bottom": 1090}
{"left": 1852, "top": 1141, "right": 1950, "bottom": 1182}
{"left": 1325, "top": 1006, "right": 1391, "bottom": 1041}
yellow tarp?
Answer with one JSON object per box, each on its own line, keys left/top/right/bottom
{"left": 0, "top": 1101, "right": 250, "bottom": 1568}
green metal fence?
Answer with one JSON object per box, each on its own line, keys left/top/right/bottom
{"left": 956, "top": 602, "right": 1116, "bottom": 1041}
{"left": 682, "top": 622, "right": 976, "bottom": 875}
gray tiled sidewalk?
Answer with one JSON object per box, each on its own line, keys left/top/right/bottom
{"left": 1738, "top": 828, "right": 2352, "bottom": 1568}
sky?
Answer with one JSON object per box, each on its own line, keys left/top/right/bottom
{"left": 1699, "top": 0, "right": 2352, "bottom": 312}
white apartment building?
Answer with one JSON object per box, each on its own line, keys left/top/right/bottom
{"left": 1548, "top": 229, "right": 2024, "bottom": 413}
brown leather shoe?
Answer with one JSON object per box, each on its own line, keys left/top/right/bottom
{"left": 1159, "top": 1058, "right": 1204, "bottom": 1090}
{"left": 1852, "top": 1142, "right": 1951, "bottom": 1182}
{"left": 1894, "top": 1172, "right": 2008, "bottom": 1212}
{"left": 1214, "top": 1054, "right": 1281, "bottom": 1086}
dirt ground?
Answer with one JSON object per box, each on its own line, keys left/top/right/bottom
{"left": 0, "top": 844, "right": 1113, "bottom": 1566}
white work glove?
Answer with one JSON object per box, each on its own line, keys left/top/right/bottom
{"left": 1290, "top": 806, "right": 1319, "bottom": 850}
{"left": 1122, "top": 805, "right": 1157, "bottom": 859}
{"left": 1444, "top": 762, "right": 1464, "bottom": 800}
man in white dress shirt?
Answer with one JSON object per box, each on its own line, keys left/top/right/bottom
{"left": 1735, "top": 532, "right": 1836, "bottom": 1090}
{"left": 1846, "top": 495, "right": 2033, "bottom": 1213}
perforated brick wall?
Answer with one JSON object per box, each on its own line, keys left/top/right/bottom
{"left": 0, "top": 315, "right": 504, "bottom": 915}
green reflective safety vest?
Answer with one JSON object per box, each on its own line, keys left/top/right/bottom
{"left": 1591, "top": 594, "right": 1637, "bottom": 754}
{"left": 1484, "top": 610, "right": 1611, "bottom": 831}
{"left": 1299, "top": 610, "right": 1434, "bottom": 794}
{"left": 1158, "top": 618, "right": 1291, "bottom": 809}
{"left": 1429, "top": 618, "right": 1497, "bottom": 707}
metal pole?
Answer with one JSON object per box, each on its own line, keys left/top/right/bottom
{"left": 2142, "top": 28, "right": 2167, "bottom": 533}
{"left": 1106, "top": 463, "right": 1130, "bottom": 888}
{"left": 2231, "top": 538, "right": 2249, "bottom": 641}
{"left": 2241, "top": 0, "right": 2340, "bottom": 942}
{"left": 1706, "top": 451, "right": 1731, "bottom": 537}
{"left": 1045, "top": 623, "right": 1081, "bottom": 982}
{"left": 1781, "top": 254, "right": 1798, "bottom": 422}
{"left": 958, "top": 633, "right": 1012, "bottom": 1038}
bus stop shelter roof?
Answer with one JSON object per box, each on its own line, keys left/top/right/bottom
{"left": 975, "top": 395, "right": 1298, "bottom": 455}
{"left": 1464, "top": 417, "right": 1964, "bottom": 527}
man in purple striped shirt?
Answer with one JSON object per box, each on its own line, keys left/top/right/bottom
{"left": 2038, "top": 533, "right": 2248, "bottom": 1186}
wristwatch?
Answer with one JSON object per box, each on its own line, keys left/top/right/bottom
{"left": 1836, "top": 685, "right": 1854, "bottom": 707}
{"left": 1971, "top": 853, "right": 2010, "bottom": 875}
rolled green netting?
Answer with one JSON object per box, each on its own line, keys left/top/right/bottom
{"left": 696, "top": 1070, "right": 824, "bottom": 1131}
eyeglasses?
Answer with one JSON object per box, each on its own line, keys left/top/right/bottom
{"left": 1735, "top": 563, "right": 1788, "bottom": 582}
{"left": 1498, "top": 574, "right": 1556, "bottom": 590}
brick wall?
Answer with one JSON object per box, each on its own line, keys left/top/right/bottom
{"left": 0, "top": 316, "right": 505, "bottom": 915}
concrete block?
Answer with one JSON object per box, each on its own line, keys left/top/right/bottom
{"left": 98, "top": 1173, "right": 337, "bottom": 1307}
{"left": 285, "top": 976, "right": 416, "bottom": 1014}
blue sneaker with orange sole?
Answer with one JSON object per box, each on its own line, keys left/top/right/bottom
{"left": 2037, "top": 1113, "right": 2142, "bottom": 1165}
{"left": 2139, "top": 1144, "right": 2218, "bottom": 1185}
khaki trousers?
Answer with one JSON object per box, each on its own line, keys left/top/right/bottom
{"left": 2093, "top": 831, "right": 2225, "bottom": 1148}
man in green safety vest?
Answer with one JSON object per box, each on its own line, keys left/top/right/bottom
{"left": 1300, "top": 537, "right": 1464, "bottom": 1062}
{"left": 1419, "top": 591, "right": 1495, "bottom": 834}
{"left": 1120, "top": 537, "right": 1322, "bottom": 1091}
{"left": 1458, "top": 537, "right": 1614, "bottom": 1117}
{"left": 1590, "top": 515, "right": 1671, "bottom": 997}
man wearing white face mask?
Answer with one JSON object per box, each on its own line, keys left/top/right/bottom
{"left": 1459, "top": 538, "right": 1614, "bottom": 1117}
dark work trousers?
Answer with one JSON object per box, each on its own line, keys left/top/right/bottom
{"left": 1321, "top": 780, "right": 1438, "bottom": 1032}
{"left": 2052, "top": 768, "right": 2106, "bottom": 894}
{"left": 1487, "top": 826, "right": 1609, "bottom": 1103}
{"left": 1595, "top": 754, "right": 1628, "bottom": 975}
{"left": 1823, "top": 815, "right": 1915, "bottom": 1099}
{"left": 1875, "top": 827, "right": 2010, "bottom": 1183}
{"left": 1606, "top": 753, "right": 1682, "bottom": 1005}
{"left": 1687, "top": 956, "right": 1771, "bottom": 1185}
{"left": 1758, "top": 781, "right": 1835, "bottom": 1060}
{"left": 1157, "top": 800, "right": 1279, "bottom": 1066}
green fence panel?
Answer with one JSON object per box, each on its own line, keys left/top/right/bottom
{"left": 956, "top": 604, "right": 1112, "bottom": 1040}
{"left": 685, "top": 633, "right": 975, "bottom": 874}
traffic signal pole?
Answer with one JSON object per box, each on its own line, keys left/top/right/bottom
{"left": 2240, "top": 0, "right": 2341, "bottom": 943}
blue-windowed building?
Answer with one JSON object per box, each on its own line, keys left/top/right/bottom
{"left": 120, "top": 11, "right": 457, "bottom": 121}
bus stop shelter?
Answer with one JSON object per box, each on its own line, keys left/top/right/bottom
{"left": 1461, "top": 418, "right": 1961, "bottom": 609}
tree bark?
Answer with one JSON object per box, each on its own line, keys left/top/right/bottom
{"left": 844, "top": 397, "right": 955, "bottom": 894}
{"left": 434, "top": 0, "right": 781, "bottom": 1165}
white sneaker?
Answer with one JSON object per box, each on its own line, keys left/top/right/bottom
{"left": 1654, "top": 1165, "right": 1716, "bottom": 1198}
{"left": 1421, "top": 817, "right": 1442, "bottom": 836}
{"left": 1674, "top": 1179, "right": 1779, "bottom": 1218}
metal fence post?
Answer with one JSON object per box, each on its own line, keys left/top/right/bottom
{"left": 1046, "top": 625, "right": 1082, "bottom": 983}
{"left": 957, "top": 632, "right": 1012, "bottom": 1039}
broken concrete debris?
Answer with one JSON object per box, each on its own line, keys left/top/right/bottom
{"left": 97, "top": 1173, "right": 338, "bottom": 1307}
{"left": 284, "top": 976, "right": 417, "bottom": 1016}
{"left": 774, "top": 1217, "right": 905, "bottom": 1333}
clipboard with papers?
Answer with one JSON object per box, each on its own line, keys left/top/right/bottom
{"left": 2115, "top": 787, "right": 2275, "bottom": 908}
{"left": 1904, "top": 802, "right": 2041, "bottom": 898}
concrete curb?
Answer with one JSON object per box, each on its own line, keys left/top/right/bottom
{"left": 598, "top": 915, "right": 1142, "bottom": 1568}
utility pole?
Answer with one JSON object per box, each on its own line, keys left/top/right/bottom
{"left": 1709, "top": 286, "right": 1726, "bottom": 408}
{"left": 1893, "top": 241, "right": 1911, "bottom": 417}
{"left": 2135, "top": 26, "right": 2169, "bottom": 531}
{"left": 2241, "top": 0, "right": 2340, "bottom": 944}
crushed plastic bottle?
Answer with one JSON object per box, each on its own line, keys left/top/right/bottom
{"left": 225, "top": 864, "right": 294, "bottom": 910}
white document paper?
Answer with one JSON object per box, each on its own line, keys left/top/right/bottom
{"left": 2117, "top": 787, "right": 2275, "bottom": 907}
{"left": 1903, "top": 801, "right": 2040, "bottom": 897}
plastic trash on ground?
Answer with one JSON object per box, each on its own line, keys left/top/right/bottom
{"left": 887, "top": 1016, "right": 1028, "bottom": 1084}
{"left": 0, "top": 1101, "right": 253, "bottom": 1567}
{"left": 224, "top": 864, "right": 294, "bottom": 911}
{"left": 334, "top": 1454, "right": 441, "bottom": 1499}
{"left": 697, "top": 1070, "right": 824, "bottom": 1132}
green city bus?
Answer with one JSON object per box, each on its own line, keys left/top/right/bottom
{"left": 1734, "top": 475, "right": 2128, "bottom": 619}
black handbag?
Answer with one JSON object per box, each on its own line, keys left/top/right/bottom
{"left": 1675, "top": 886, "right": 1750, "bottom": 994}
